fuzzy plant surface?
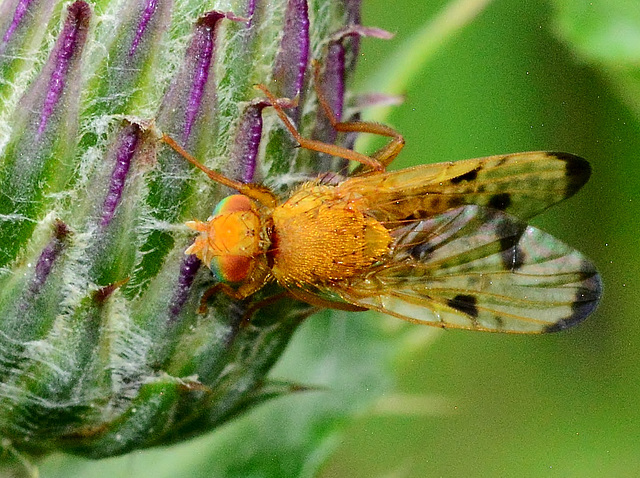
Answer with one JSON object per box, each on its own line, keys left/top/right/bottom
{"left": 0, "top": 0, "right": 386, "bottom": 463}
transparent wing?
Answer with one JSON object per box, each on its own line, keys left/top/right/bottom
{"left": 336, "top": 152, "right": 591, "bottom": 223}
{"left": 333, "top": 205, "right": 601, "bottom": 333}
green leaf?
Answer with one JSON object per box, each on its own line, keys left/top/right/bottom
{"left": 551, "top": 0, "right": 640, "bottom": 118}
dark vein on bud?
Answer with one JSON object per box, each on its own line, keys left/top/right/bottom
{"left": 99, "top": 123, "right": 141, "bottom": 228}
{"left": 230, "top": 101, "right": 269, "bottom": 183}
{"left": 181, "top": 12, "right": 225, "bottom": 140}
{"left": 272, "top": 0, "right": 309, "bottom": 99}
{"left": 1, "top": 0, "right": 35, "bottom": 55}
{"left": 129, "top": 0, "right": 159, "bottom": 57}
{"left": 22, "top": 220, "right": 70, "bottom": 306}
{"left": 37, "top": 0, "right": 90, "bottom": 137}
{"left": 168, "top": 254, "right": 201, "bottom": 323}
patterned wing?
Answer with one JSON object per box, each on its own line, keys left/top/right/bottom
{"left": 333, "top": 205, "right": 601, "bottom": 333}
{"left": 336, "top": 152, "right": 591, "bottom": 223}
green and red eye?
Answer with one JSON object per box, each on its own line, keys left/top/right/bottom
{"left": 203, "top": 195, "right": 261, "bottom": 283}
{"left": 213, "top": 194, "right": 254, "bottom": 215}
{"left": 211, "top": 254, "right": 253, "bottom": 283}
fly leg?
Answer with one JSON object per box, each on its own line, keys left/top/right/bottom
{"left": 160, "top": 134, "right": 278, "bottom": 208}
{"left": 311, "top": 60, "right": 405, "bottom": 171}
{"left": 196, "top": 261, "right": 271, "bottom": 314}
{"left": 255, "top": 60, "right": 405, "bottom": 172}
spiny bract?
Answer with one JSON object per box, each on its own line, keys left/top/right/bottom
{"left": 0, "top": 0, "right": 372, "bottom": 460}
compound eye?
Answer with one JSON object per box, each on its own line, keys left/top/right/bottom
{"left": 213, "top": 194, "right": 254, "bottom": 215}
{"left": 207, "top": 194, "right": 260, "bottom": 283}
{"left": 211, "top": 255, "right": 253, "bottom": 283}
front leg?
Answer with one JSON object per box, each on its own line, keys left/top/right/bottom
{"left": 197, "top": 261, "right": 271, "bottom": 315}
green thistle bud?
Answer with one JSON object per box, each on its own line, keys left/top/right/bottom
{"left": 0, "top": 0, "right": 377, "bottom": 465}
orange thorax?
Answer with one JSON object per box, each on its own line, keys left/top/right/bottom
{"left": 270, "top": 185, "right": 392, "bottom": 285}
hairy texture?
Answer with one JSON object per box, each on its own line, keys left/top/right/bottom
{"left": 0, "top": 0, "right": 366, "bottom": 459}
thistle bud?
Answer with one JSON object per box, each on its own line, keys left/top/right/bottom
{"left": 0, "top": 0, "right": 374, "bottom": 463}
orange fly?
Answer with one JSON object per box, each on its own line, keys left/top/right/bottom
{"left": 161, "top": 69, "right": 601, "bottom": 334}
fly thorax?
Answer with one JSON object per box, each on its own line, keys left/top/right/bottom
{"left": 270, "top": 188, "right": 392, "bottom": 285}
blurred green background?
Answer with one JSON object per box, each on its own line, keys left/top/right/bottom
{"left": 37, "top": 0, "right": 638, "bottom": 476}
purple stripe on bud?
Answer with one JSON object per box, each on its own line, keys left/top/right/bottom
{"left": 128, "top": 0, "right": 159, "bottom": 57}
{"left": 36, "top": 1, "right": 90, "bottom": 138}
{"left": 23, "top": 220, "right": 69, "bottom": 303}
{"left": 182, "top": 11, "right": 251, "bottom": 141}
{"left": 317, "top": 25, "right": 393, "bottom": 125}
{"left": 229, "top": 100, "right": 270, "bottom": 183}
{"left": 336, "top": 0, "right": 364, "bottom": 68}
{"left": 342, "top": 0, "right": 362, "bottom": 24}
{"left": 158, "top": 11, "right": 247, "bottom": 145}
{"left": 182, "top": 12, "right": 224, "bottom": 141}
{"left": 0, "top": 0, "right": 35, "bottom": 55}
{"left": 312, "top": 42, "right": 346, "bottom": 172}
{"left": 99, "top": 123, "right": 141, "bottom": 228}
{"left": 321, "top": 44, "right": 345, "bottom": 123}
{"left": 159, "top": 10, "right": 246, "bottom": 142}
{"left": 246, "top": 0, "right": 257, "bottom": 17}
{"left": 246, "top": 0, "right": 257, "bottom": 27}
{"left": 311, "top": 23, "right": 392, "bottom": 172}
{"left": 271, "top": 0, "right": 309, "bottom": 99}
{"left": 168, "top": 253, "right": 201, "bottom": 322}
